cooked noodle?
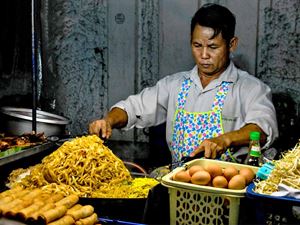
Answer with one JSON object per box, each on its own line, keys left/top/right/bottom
{"left": 8, "top": 135, "right": 158, "bottom": 198}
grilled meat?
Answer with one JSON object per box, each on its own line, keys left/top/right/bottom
{"left": 0, "top": 133, "right": 46, "bottom": 152}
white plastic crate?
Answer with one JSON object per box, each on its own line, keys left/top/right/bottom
{"left": 161, "top": 159, "right": 258, "bottom": 225}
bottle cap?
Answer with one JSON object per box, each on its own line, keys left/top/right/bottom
{"left": 250, "top": 131, "right": 260, "bottom": 141}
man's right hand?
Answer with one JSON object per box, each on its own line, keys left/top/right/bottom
{"left": 89, "top": 119, "right": 112, "bottom": 139}
{"left": 88, "top": 107, "right": 128, "bottom": 139}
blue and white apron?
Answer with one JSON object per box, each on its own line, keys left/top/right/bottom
{"left": 171, "top": 78, "right": 235, "bottom": 164}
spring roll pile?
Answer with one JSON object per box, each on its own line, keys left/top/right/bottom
{"left": 0, "top": 187, "right": 100, "bottom": 225}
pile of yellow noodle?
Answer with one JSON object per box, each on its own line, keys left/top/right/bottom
{"left": 8, "top": 135, "right": 158, "bottom": 198}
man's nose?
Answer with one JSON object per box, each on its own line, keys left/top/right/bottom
{"left": 201, "top": 47, "right": 209, "bottom": 59}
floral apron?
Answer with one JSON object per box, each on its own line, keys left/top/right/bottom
{"left": 171, "top": 78, "right": 235, "bottom": 165}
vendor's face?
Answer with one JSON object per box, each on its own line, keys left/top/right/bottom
{"left": 191, "top": 24, "right": 237, "bottom": 79}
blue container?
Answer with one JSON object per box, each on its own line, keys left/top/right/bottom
{"left": 246, "top": 183, "right": 300, "bottom": 224}
{"left": 99, "top": 217, "right": 147, "bottom": 225}
{"left": 79, "top": 197, "right": 147, "bottom": 223}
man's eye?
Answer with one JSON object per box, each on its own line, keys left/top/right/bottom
{"left": 193, "top": 43, "right": 202, "bottom": 48}
{"left": 209, "top": 46, "right": 218, "bottom": 49}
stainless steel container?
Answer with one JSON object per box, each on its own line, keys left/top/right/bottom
{"left": 0, "top": 107, "right": 70, "bottom": 137}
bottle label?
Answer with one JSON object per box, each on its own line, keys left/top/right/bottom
{"left": 250, "top": 146, "right": 261, "bottom": 157}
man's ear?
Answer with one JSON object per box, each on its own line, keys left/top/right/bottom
{"left": 229, "top": 37, "right": 238, "bottom": 52}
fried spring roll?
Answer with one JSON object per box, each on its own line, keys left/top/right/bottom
{"left": 67, "top": 205, "right": 94, "bottom": 221}
{"left": 0, "top": 189, "right": 30, "bottom": 216}
{"left": 0, "top": 198, "right": 23, "bottom": 213}
{"left": 0, "top": 186, "right": 23, "bottom": 199}
{"left": 33, "top": 193, "right": 51, "bottom": 202}
{"left": 17, "top": 201, "right": 45, "bottom": 221}
{"left": 4, "top": 199, "right": 34, "bottom": 217}
{"left": 16, "top": 189, "right": 31, "bottom": 197}
{"left": 48, "top": 193, "right": 65, "bottom": 203}
{"left": 22, "top": 189, "right": 43, "bottom": 201}
{"left": 27, "top": 202, "right": 56, "bottom": 221}
{"left": 75, "top": 213, "right": 98, "bottom": 225}
{"left": 0, "top": 189, "right": 29, "bottom": 204}
{"left": 55, "top": 194, "right": 79, "bottom": 209}
{"left": 38, "top": 205, "right": 68, "bottom": 224}
{"left": 0, "top": 196, "right": 14, "bottom": 205}
{"left": 47, "top": 215, "right": 75, "bottom": 225}
{"left": 66, "top": 204, "right": 82, "bottom": 214}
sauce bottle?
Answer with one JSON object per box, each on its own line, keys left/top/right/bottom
{"left": 245, "top": 131, "right": 263, "bottom": 167}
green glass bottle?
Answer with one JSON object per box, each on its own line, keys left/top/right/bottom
{"left": 245, "top": 131, "right": 263, "bottom": 167}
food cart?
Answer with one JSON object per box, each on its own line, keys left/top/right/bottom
{"left": 2, "top": 136, "right": 300, "bottom": 225}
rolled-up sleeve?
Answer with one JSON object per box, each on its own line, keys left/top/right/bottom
{"left": 111, "top": 76, "right": 172, "bottom": 130}
{"left": 242, "top": 80, "right": 279, "bottom": 148}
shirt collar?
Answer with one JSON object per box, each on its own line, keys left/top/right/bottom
{"left": 188, "top": 61, "right": 238, "bottom": 89}
{"left": 217, "top": 61, "right": 238, "bottom": 84}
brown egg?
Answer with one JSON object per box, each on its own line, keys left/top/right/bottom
{"left": 212, "top": 176, "right": 228, "bottom": 188}
{"left": 204, "top": 164, "right": 223, "bottom": 178}
{"left": 191, "top": 170, "right": 211, "bottom": 185}
{"left": 188, "top": 165, "right": 204, "bottom": 177}
{"left": 223, "top": 166, "right": 239, "bottom": 181}
{"left": 173, "top": 170, "right": 191, "bottom": 183}
{"left": 239, "top": 168, "right": 255, "bottom": 184}
{"left": 228, "top": 174, "right": 246, "bottom": 190}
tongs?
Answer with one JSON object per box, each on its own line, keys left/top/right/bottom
{"left": 149, "top": 153, "right": 204, "bottom": 180}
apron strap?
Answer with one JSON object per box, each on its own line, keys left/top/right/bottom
{"left": 211, "top": 81, "right": 232, "bottom": 111}
{"left": 176, "top": 78, "right": 192, "bottom": 109}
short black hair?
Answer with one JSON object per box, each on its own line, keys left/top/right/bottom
{"left": 191, "top": 3, "right": 236, "bottom": 44}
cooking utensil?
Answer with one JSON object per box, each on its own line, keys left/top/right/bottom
{"left": 0, "top": 107, "right": 70, "bottom": 137}
{"left": 123, "top": 161, "right": 148, "bottom": 176}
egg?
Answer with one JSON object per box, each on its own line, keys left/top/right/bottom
{"left": 223, "top": 166, "right": 239, "bottom": 181}
{"left": 239, "top": 168, "right": 255, "bottom": 184}
{"left": 204, "top": 164, "right": 223, "bottom": 178}
{"left": 173, "top": 170, "right": 191, "bottom": 183}
{"left": 212, "top": 175, "right": 228, "bottom": 188}
{"left": 228, "top": 174, "right": 246, "bottom": 190}
{"left": 188, "top": 165, "right": 204, "bottom": 176}
{"left": 191, "top": 170, "right": 211, "bottom": 185}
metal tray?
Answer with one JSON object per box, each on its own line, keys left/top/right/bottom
{"left": 0, "top": 142, "right": 55, "bottom": 166}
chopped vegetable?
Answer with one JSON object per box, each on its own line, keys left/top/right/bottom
{"left": 0, "top": 146, "right": 23, "bottom": 158}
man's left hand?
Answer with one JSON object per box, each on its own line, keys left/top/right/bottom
{"left": 190, "top": 136, "right": 229, "bottom": 159}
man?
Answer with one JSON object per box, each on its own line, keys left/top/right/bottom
{"left": 89, "top": 3, "right": 278, "bottom": 164}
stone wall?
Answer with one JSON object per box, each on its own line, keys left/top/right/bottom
{"left": 0, "top": 0, "right": 299, "bottom": 152}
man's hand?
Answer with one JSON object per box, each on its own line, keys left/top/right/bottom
{"left": 88, "top": 107, "right": 128, "bottom": 139}
{"left": 89, "top": 119, "right": 112, "bottom": 139}
{"left": 189, "top": 123, "right": 266, "bottom": 159}
{"left": 190, "top": 136, "right": 230, "bottom": 159}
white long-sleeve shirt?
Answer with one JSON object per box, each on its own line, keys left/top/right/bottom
{"left": 113, "top": 62, "right": 279, "bottom": 160}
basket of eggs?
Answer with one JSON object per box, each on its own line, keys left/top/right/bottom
{"left": 161, "top": 158, "right": 258, "bottom": 225}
